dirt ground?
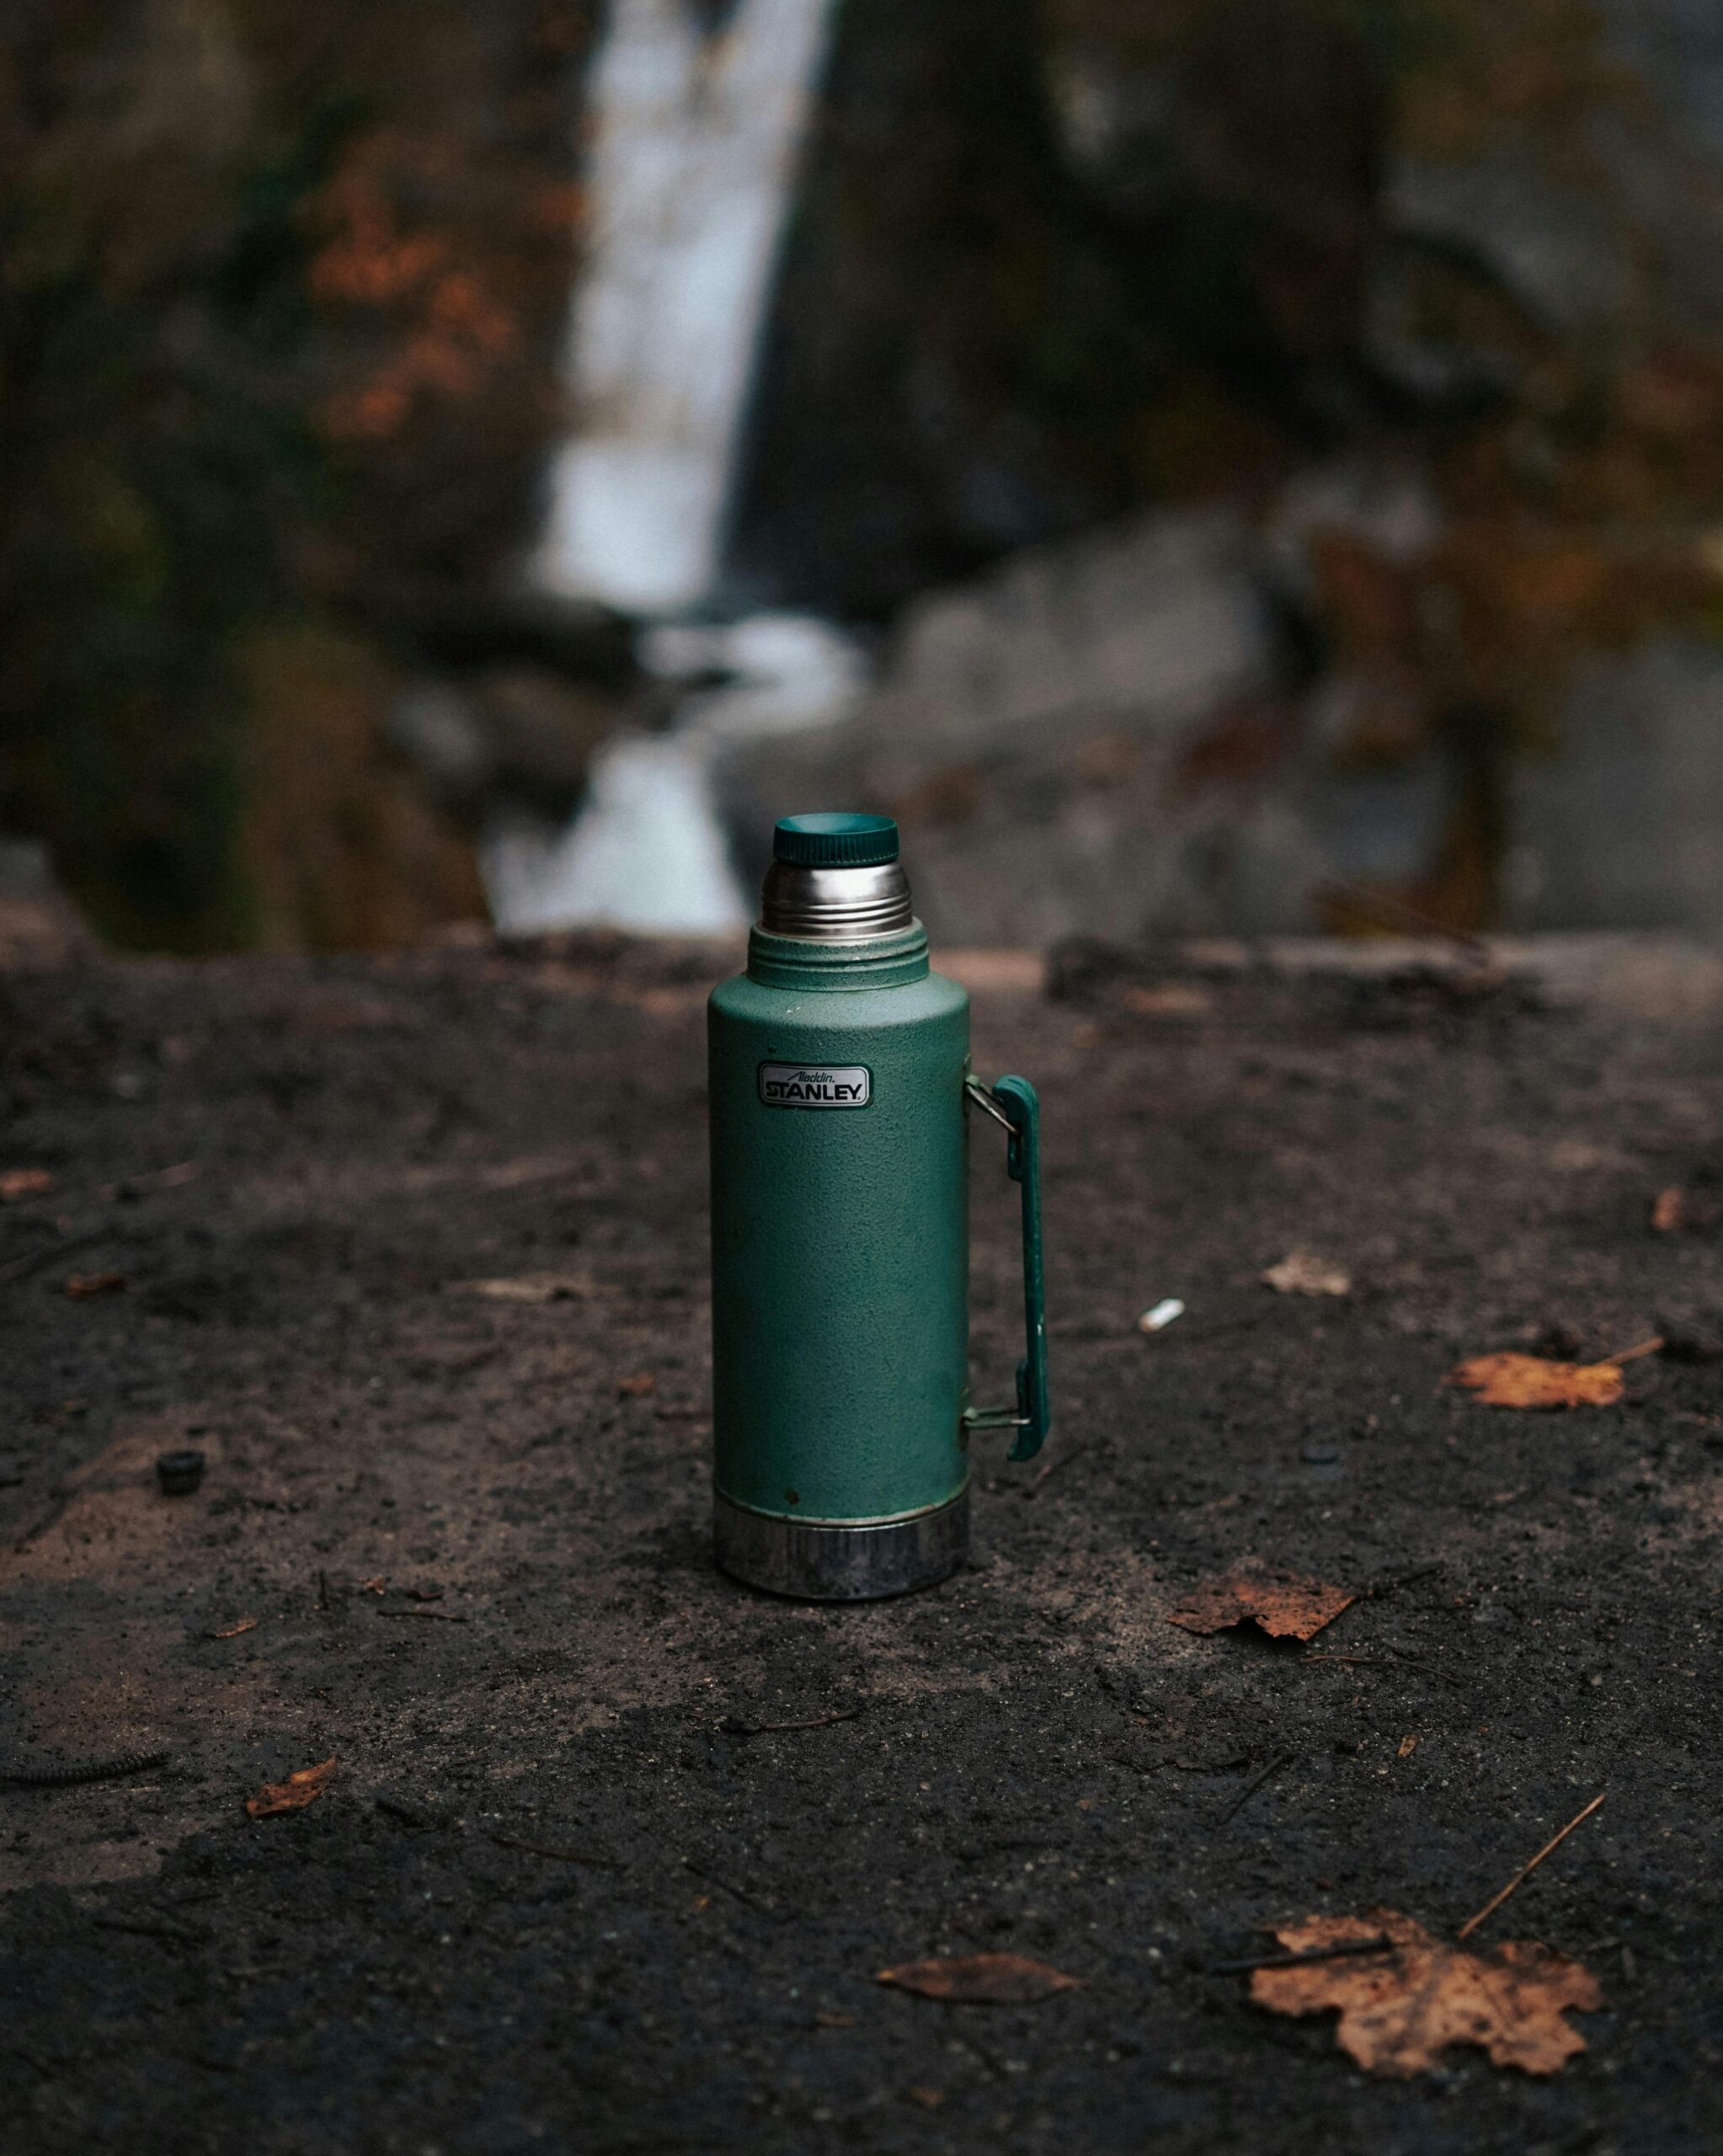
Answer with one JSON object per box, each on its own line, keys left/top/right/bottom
{"left": 2, "top": 928, "right": 1720, "bottom": 2154}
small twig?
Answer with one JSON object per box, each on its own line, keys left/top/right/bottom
{"left": 1220, "top": 1752, "right": 1293, "bottom": 1823}
{"left": 375, "top": 1794, "right": 444, "bottom": 1832}
{"left": 0, "top": 1230, "right": 106, "bottom": 1289}
{"left": 377, "top": 1607, "right": 470, "bottom": 1622}
{"left": 1455, "top": 1790, "right": 1608, "bottom": 1942}
{"left": 488, "top": 1831, "right": 616, "bottom": 1869}
{"left": 1365, "top": 1562, "right": 1443, "bottom": 1600}
{"left": 99, "top": 1161, "right": 200, "bottom": 1203}
{"left": 1297, "top": 1652, "right": 1403, "bottom": 1668}
{"left": 948, "top": 2027, "right": 1008, "bottom": 2079}
{"left": 1027, "top": 1444, "right": 1088, "bottom": 1494}
{"left": 0, "top": 1748, "right": 169, "bottom": 1788}
{"left": 1311, "top": 878, "right": 1494, "bottom": 968}
{"left": 683, "top": 1854, "right": 781, "bottom": 1921}
{"left": 95, "top": 1914, "right": 205, "bottom": 1947}
{"left": 1208, "top": 1933, "right": 1393, "bottom": 1976}
{"left": 1602, "top": 1337, "right": 1663, "bottom": 1369}
{"left": 317, "top": 1569, "right": 330, "bottom": 1612}
{"left": 718, "top": 1707, "right": 861, "bottom": 1736}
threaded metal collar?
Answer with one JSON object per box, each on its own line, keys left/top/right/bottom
{"left": 758, "top": 858, "right": 914, "bottom": 941}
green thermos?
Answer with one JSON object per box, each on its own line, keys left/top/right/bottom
{"left": 707, "top": 812, "right": 1049, "bottom": 1599}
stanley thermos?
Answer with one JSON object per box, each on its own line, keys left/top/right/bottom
{"left": 707, "top": 813, "right": 1048, "bottom": 1599}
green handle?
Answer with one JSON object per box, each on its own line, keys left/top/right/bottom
{"left": 964, "top": 1074, "right": 1050, "bottom": 1463}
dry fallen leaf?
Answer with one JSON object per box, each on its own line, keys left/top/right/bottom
{"left": 456, "top": 1273, "right": 594, "bottom": 1303}
{"left": 876, "top": 1953, "right": 1082, "bottom": 2005}
{"left": 1396, "top": 1734, "right": 1418, "bottom": 1759}
{"left": 1650, "top": 1186, "right": 1685, "bottom": 1233}
{"left": 1121, "top": 984, "right": 1210, "bottom": 1017}
{"left": 65, "top": 1271, "right": 126, "bottom": 1299}
{"left": 245, "top": 1756, "right": 337, "bottom": 1820}
{"left": 1264, "top": 1250, "right": 1352, "bottom": 1297}
{"left": 208, "top": 1618, "right": 259, "bottom": 1640}
{"left": 0, "top": 1168, "right": 53, "bottom": 1202}
{"left": 1170, "top": 1565, "right": 1357, "bottom": 1643}
{"left": 617, "top": 1372, "right": 656, "bottom": 1397}
{"left": 1448, "top": 1353, "right": 1624, "bottom": 1409}
{"left": 1251, "top": 1909, "right": 1601, "bottom": 2078}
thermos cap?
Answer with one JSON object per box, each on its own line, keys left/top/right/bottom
{"left": 772, "top": 812, "right": 899, "bottom": 869}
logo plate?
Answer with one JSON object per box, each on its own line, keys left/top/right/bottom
{"left": 758, "top": 1062, "right": 872, "bottom": 1108}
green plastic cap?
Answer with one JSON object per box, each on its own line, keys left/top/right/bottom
{"left": 772, "top": 812, "right": 899, "bottom": 868}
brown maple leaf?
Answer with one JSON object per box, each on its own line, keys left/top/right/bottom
{"left": 245, "top": 1756, "right": 337, "bottom": 1819}
{"left": 1251, "top": 1909, "right": 1601, "bottom": 2077}
{"left": 1448, "top": 1353, "right": 1624, "bottom": 1409}
{"left": 876, "top": 1953, "right": 1082, "bottom": 2004}
{"left": 1170, "top": 1566, "right": 1356, "bottom": 1642}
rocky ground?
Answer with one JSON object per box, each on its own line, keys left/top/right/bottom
{"left": 2, "top": 928, "right": 1720, "bottom": 2153}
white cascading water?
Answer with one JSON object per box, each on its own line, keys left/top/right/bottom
{"left": 486, "top": 0, "right": 856, "bottom": 936}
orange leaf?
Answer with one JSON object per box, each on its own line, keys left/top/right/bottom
{"left": 245, "top": 1756, "right": 337, "bottom": 1819}
{"left": 208, "top": 1618, "right": 259, "bottom": 1640}
{"left": 65, "top": 1271, "right": 126, "bottom": 1299}
{"left": 1448, "top": 1353, "right": 1624, "bottom": 1409}
{"left": 1251, "top": 1909, "right": 1601, "bottom": 2078}
{"left": 1170, "top": 1566, "right": 1356, "bottom": 1642}
{"left": 1650, "top": 1187, "right": 1684, "bottom": 1233}
{"left": 876, "top": 1953, "right": 1083, "bottom": 2004}
{"left": 0, "top": 1168, "right": 53, "bottom": 1201}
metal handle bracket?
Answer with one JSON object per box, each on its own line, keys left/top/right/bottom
{"left": 963, "top": 1075, "right": 1050, "bottom": 1462}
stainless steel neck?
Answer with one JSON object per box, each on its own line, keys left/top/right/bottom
{"left": 759, "top": 858, "right": 913, "bottom": 941}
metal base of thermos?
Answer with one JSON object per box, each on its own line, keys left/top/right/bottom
{"left": 713, "top": 1486, "right": 969, "bottom": 1602}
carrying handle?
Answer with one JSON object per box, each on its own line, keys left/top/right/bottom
{"left": 963, "top": 1074, "right": 1050, "bottom": 1463}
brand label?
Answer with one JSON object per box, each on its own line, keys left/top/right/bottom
{"left": 758, "top": 1061, "right": 872, "bottom": 1108}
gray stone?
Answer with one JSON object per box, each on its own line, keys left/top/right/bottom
{"left": 869, "top": 506, "right": 1272, "bottom": 755}
{"left": 721, "top": 507, "right": 1320, "bottom": 947}
{"left": 1507, "top": 638, "right": 1723, "bottom": 937}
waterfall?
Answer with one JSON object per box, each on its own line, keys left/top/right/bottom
{"left": 479, "top": 611, "right": 867, "bottom": 935}
{"left": 532, "top": 0, "right": 840, "bottom": 615}
{"left": 489, "top": 0, "right": 852, "bottom": 937}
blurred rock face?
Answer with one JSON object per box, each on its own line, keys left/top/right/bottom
{"left": 1510, "top": 641, "right": 1723, "bottom": 934}
{"left": 721, "top": 507, "right": 1311, "bottom": 944}
{"left": 723, "top": 469, "right": 1723, "bottom": 949}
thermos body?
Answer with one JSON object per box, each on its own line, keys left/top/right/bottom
{"left": 708, "top": 967, "right": 971, "bottom": 1564}
{"left": 707, "top": 814, "right": 1048, "bottom": 1600}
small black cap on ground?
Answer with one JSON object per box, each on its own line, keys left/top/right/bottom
{"left": 155, "top": 1448, "right": 205, "bottom": 1496}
